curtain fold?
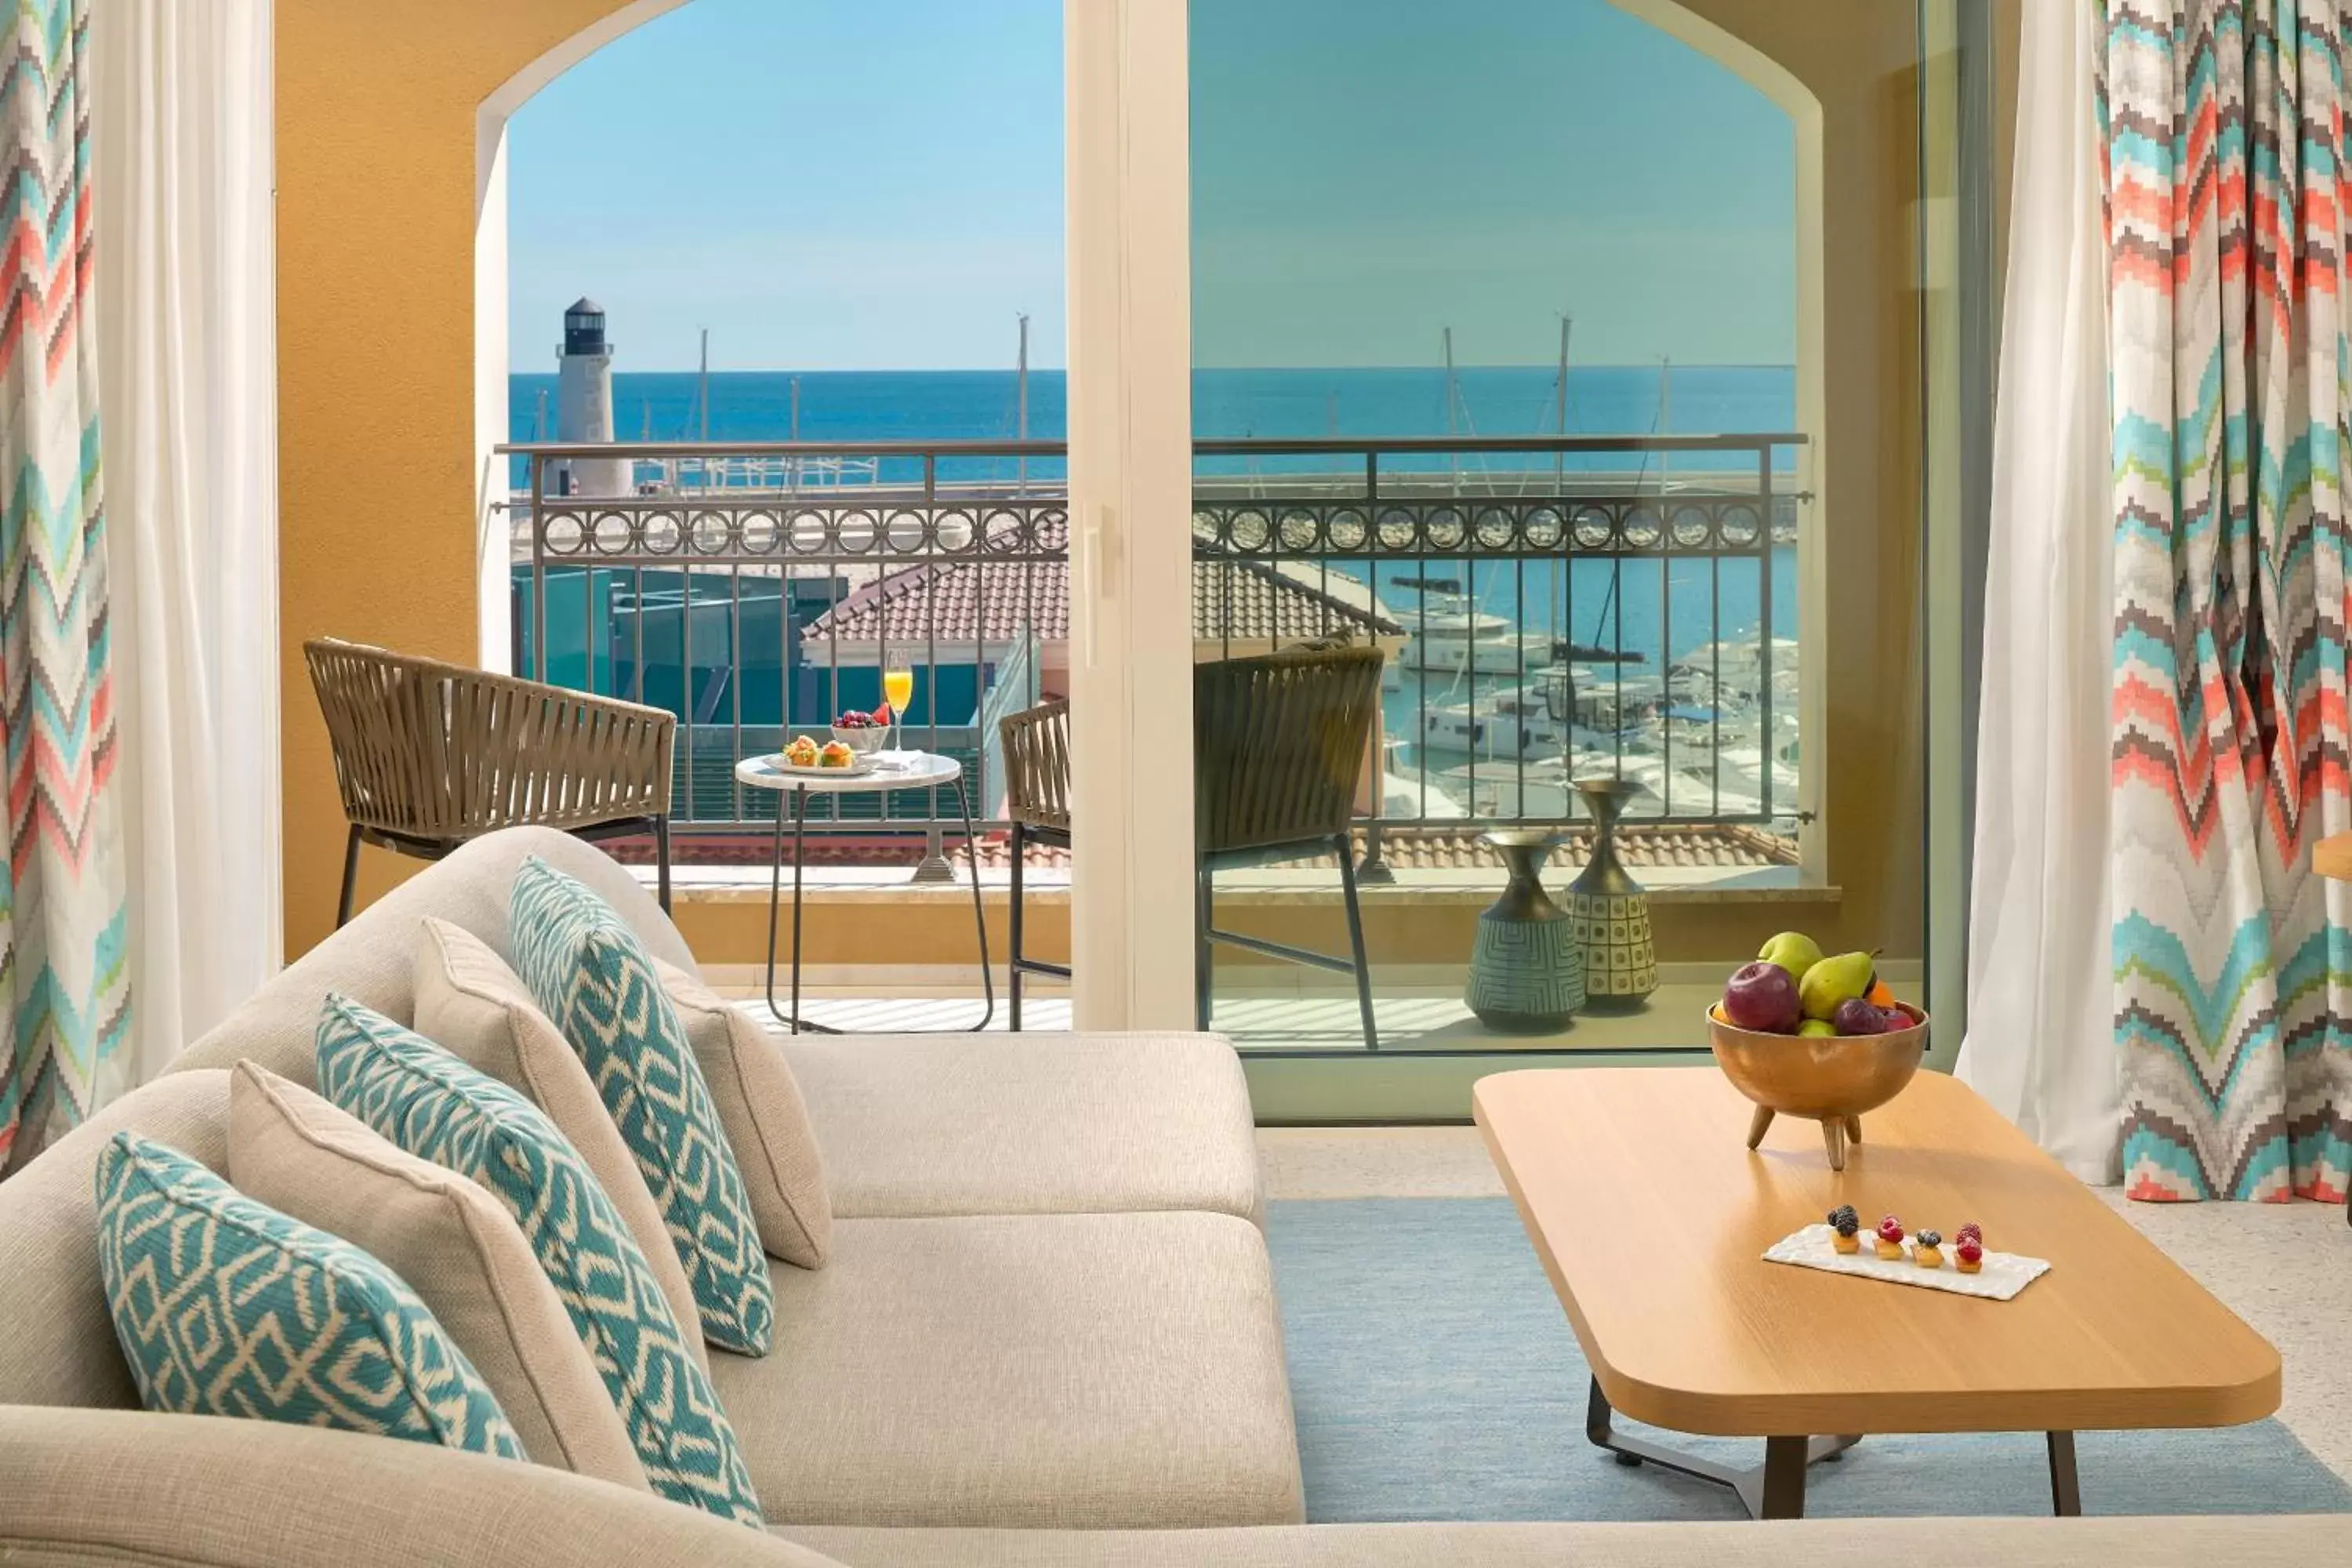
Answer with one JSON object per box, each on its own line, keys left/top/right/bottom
{"left": 2103, "top": 0, "right": 2352, "bottom": 1201}
{"left": 0, "top": 0, "right": 132, "bottom": 1175}
{"left": 90, "top": 1, "right": 284, "bottom": 1101}
{"left": 1956, "top": 0, "right": 2123, "bottom": 1180}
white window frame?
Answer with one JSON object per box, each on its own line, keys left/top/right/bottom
{"left": 1063, "top": 0, "right": 1198, "bottom": 1030}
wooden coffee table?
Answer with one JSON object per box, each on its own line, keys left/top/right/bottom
{"left": 1472, "top": 1066, "right": 2280, "bottom": 1519}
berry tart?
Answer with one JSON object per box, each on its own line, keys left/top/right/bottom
{"left": 1955, "top": 1223, "right": 1984, "bottom": 1274}
{"left": 1873, "top": 1214, "right": 1905, "bottom": 1261}
{"left": 1912, "top": 1229, "right": 1944, "bottom": 1269}
{"left": 1827, "top": 1205, "right": 1861, "bottom": 1254}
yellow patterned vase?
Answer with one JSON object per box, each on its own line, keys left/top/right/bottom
{"left": 1566, "top": 777, "right": 1656, "bottom": 1011}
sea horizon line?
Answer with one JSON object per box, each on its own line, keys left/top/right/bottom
{"left": 509, "top": 361, "right": 1800, "bottom": 379}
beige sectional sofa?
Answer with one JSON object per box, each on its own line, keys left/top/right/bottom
{"left": 0, "top": 826, "right": 2337, "bottom": 1565}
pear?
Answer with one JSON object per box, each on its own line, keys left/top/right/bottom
{"left": 1798, "top": 950, "right": 1877, "bottom": 1022}
{"left": 1757, "top": 931, "right": 1825, "bottom": 982}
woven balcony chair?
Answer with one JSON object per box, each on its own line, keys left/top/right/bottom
{"left": 999, "top": 696, "right": 1072, "bottom": 1029}
{"left": 996, "top": 641, "right": 1385, "bottom": 1048}
{"left": 305, "top": 638, "right": 676, "bottom": 927}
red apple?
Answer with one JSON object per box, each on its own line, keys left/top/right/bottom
{"left": 1722, "top": 960, "right": 1801, "bottom": 1033}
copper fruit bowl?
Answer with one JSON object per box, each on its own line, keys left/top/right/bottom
{"left": 1707, "top": 1001, "right": 1927, "bottom": 1172}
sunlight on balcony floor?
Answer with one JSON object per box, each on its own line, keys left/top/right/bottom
{"left": 712, "top": 978, "right": 1722, "bottom": 1052}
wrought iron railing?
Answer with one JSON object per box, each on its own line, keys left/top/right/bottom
{"left": 499, "top": 434, "right": 1807, "bottom": 872}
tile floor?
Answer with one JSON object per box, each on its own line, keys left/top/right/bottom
{"left": 1259, "top": 1125, "right": 2352, "bottom": 1486}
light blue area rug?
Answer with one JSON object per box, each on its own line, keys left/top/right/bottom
{"left": 1266, "top": 1198, "right": 2352, "bottom": 1522}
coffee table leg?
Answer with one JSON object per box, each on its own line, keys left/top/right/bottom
{"left": 1755, "top": 1436, "right": 1809, "bottom": 1519}
{"left": 1584, "top": 1377, "right": 1857, "bottom": 1520}
{"left": 2047, "top": 1430, "right": 2082, "bottom": 1515}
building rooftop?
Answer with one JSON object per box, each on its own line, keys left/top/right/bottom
{"left": 803, "top": 514, "right": 1403, "bottom": 647}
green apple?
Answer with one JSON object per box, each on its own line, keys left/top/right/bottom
{"left": 1796, "top": 1019, "right": 1838, "bottom": 1037}
{"left": 1757, "top": 931, "right": 1824, "bottom": 982}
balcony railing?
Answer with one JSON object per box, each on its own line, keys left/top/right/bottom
{"left": 499, "top": 434, "right": 1808, "bottom": 875}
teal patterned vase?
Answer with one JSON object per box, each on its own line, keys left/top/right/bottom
{"left": 1567, "top": 777, "right": 1657, "bottom": 1011}
{"left": 1465, "top": 830, "right": 1584, "bottom": 1033}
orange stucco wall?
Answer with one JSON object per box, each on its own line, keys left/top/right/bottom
{"left": 275, "top": 1, "right": 657, "bottom": 956}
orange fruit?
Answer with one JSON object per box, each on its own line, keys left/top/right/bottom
{"left": 1866, "top": 978, "right": 1895, "bottom": 1008}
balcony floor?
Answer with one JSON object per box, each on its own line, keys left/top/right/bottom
{"left": 710, "top": 977, "right": 1724, "bottom": 1053}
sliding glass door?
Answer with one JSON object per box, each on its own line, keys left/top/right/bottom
{"left": 1069, "top": 1, "right": 1991, "bottom": 1116}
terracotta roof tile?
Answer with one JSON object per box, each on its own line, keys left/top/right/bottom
{"left": 803, "top": 514, "right": 1402, "bottom": 645}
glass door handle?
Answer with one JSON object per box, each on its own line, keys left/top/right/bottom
{"left": 1080, "top": 503, "right": 1115, "bottom": 670}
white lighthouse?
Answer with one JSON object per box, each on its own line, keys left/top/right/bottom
{"left": 553, "top": 297, "right": 629, "bottom": 497}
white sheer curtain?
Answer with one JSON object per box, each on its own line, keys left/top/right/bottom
{"left": 1952, "top": 0, "right": 2117, "bottom": 1181}
{"left": 90, "top": 1, "right": 283, "bottom": 1080}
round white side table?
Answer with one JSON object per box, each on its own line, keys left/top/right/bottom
{"left": 732, "top": 750, "right": 993, "bottom": 1033}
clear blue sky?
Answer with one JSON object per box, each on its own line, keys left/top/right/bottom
{"left": 508, "top": 0, "right": 1795, "bottom": 373}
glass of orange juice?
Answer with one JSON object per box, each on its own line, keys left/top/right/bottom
{"left": 882, "top": 665, "right": 913, "bottom": 733}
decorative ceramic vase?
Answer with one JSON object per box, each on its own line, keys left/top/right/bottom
{"left": 1465, "top": 830, "right": 1584, "bottom": 1033}
{"left": 1566, "top": 778, "right": 1656, "bottom": 1011}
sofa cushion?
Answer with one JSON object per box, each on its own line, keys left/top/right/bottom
{"left": 706, "top": 1210, "right": 1302, "bottom": 1530}
{"left": 510, "top": 856, "right": 775, "bottom": 1355}
{"left": 655, "top": 956, "right": 830, "bottom": 1269}
{"left": 168, "top": 826, "right": 698, "bottom": 1089}
{"left": 316, "top": 995, "right": 764, "bottom": 1529}
{"left": 784, "top": 1032, "right": 1264, "bottom": 1227}
{"left": 227, "top": 1061, "right": 647, "bottom": 1488}
{"left": 1, "top": 1407, "right": 847, "bottom": 1568}
{"left": 96, "top": 1131, "right": 524, "bottom": 1460}
{"left": 414, "top": 916, "right": 709, "bottom": 1370}
{"left": 0, "top": 1071, "right": 231, "bottom": 1410}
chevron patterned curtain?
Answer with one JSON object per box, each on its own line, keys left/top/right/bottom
{"left": 0, "top": 0, "right": 131, "bottom": 1175}
{"left": 2104, "top": 0, "right": 2352, "bottom": 1201}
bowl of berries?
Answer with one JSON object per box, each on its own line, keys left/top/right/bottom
{"left": 1708, "top": 930, "right": 1928, "bottom": 1171}
{"left": 830, "top": 704, "right": 894, "bottom": 756}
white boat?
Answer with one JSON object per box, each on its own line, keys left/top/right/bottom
{"left": 1381, "top": 768, "right": 1468, "bottom": 822}
{"left": 1399, "top": 629, "right": 1556, "bottom": 677}
{"left": 1416, "top": 666, "right": 1664, "bottom": 758}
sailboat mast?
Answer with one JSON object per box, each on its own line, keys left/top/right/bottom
{"left": 1442, "top": 325, "right": 1459, "bottom": 485}
{"left": 1015, "top": 311, "right": 1030, "bottom": 493}
{"left": 1553, "top": 313, "right": 1572, "bottom": 485}
{"left": 1657, "top": 354, "right": 1672, "bottom": 492}
{"left": 697, "top": 328, "right": 711, "bottom": 443}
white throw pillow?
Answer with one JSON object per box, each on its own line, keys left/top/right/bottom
{"left": 226, "top": 1059, "right": 648, "bottom": 1490}
{"left": 652, "top": 956, "right": 833, "bottom": 1269}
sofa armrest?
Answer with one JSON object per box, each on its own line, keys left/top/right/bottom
{"left": 0, "top": 1406, "right": 838, "bottom": 1568}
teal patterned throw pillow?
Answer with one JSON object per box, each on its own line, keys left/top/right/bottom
{"left": 94, "top": 1131, "right": 522, "bottom": 1459}
{"left": 316, "top": 996, "right": 764, "bottom": 1528}
{"left": 508, "top": 856, "right": 775, "bottom": 1356}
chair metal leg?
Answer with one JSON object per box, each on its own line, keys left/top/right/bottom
{"left": 653, "top": 815, "right": 671, "bottom": 914}
{"left": 336, "top": 825, "right": 361, "bottom": 928}
{"left": 1195, "top": 864, "right": 1214, "bottom": 1030}
{"left": 1008, "top": 823, "right": 1027, "bottom": 1032}
{"left": 1338, "top": 833, "right": 1379, "bottom": 1051}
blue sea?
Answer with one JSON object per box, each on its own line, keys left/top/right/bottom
{"left": 508, "top": 365, "right": 1798, "bottom": 677}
